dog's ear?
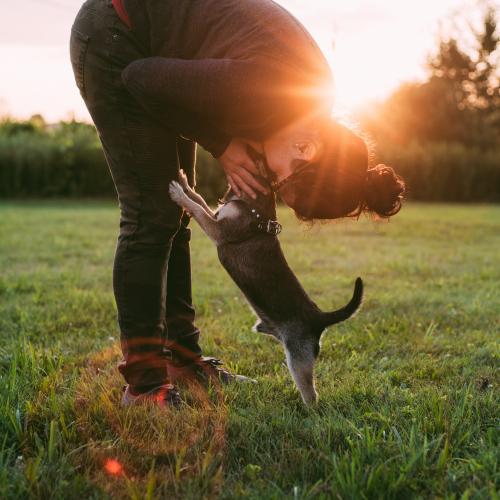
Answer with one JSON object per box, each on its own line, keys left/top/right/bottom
{"left": 219, "top": 185, "right": 233, "bottom": 204}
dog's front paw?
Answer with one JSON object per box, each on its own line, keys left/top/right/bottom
{"left": 169, "top": 181, "right": 189, "bottom": 207}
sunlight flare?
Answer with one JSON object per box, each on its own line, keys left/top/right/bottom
{"left": 104, "top": 458, "right": 124, "bottom": 476}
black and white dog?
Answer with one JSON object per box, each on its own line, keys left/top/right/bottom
{"left": 169, "top": 163, "right": 362, "bottom": 404}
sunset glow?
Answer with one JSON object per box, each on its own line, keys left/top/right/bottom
{"left": 0, "top": 0, "right": 486, "bottom": 121}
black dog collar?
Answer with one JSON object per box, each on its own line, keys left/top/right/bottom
{"left": 249, "top": 207, "right": 282, "bottom": 236}
{"left": 224, "top": 192, "right": 282, "bottom": 236}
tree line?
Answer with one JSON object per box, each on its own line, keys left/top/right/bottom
{"left": 0, "top": 117, "right": 227, "bottom": 202}
{"left": 0, "top": 5, "right": 498, "bottom": 203}
{"left": 359, "top": 4, "right": 499, "bottom": 202}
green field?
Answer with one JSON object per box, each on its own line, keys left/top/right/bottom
{"left": 0, "top": 201, "right": 498, "bottom": 499}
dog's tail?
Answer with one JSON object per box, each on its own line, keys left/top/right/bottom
{"left": 319, "top": 277, "right": 363, "bottom": 329}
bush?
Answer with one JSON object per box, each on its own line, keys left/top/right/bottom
{"left": 0, "top": 120, "right": 114, "bottom": 198}
{"left": 1, "top": 119, "right": 498, "bottom": 203}
{"left": 378, "top": 141, "right": 500, "bottom": 202}
{"left": 0, "top": 119, "right": 226, "bottom": 203}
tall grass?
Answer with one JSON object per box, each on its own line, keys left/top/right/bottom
{"left": 378, "top": 141, "right": 500, "bottom": 202}
{"left": 0, "top": 122, "right": 114, "bottom": 198}
{"left": 0, "top": 119, "right": 499, "bottom": 203}
{"left": 0, "top": 120, "right": 225, "bottom": 202}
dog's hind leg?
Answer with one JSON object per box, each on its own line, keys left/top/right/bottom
{"left": 169, "top": 181, "right": 222, "bottom": 244}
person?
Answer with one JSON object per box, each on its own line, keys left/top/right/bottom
{"left": 70, "top": 0, "right": 405, "bottom": 407}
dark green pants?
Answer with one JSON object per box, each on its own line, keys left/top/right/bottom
{"left": 70, "top": 0, "right": 202, "bottom": 392}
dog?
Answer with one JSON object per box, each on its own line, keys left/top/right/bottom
{"left": 168, "top": 163, "right": 363, "bottom": 405}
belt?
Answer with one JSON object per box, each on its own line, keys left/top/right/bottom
{"left": 112, "top": 0, "right": 132, "bottom": 29}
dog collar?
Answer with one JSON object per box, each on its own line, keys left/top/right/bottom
{"left": 249, "top": 207, "right": 282, "bottom": 236}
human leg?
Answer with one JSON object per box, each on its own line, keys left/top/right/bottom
{"left": 70, "top": 0, "right": 182, "bottom": 393}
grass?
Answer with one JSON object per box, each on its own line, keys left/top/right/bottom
{"left": 0, "top": 200, "right": 498, "bottom": 499}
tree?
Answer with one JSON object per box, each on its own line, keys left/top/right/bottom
{"left": 428, "top": 5, "right": 499, "bottom": 114}
{"left": 361, "top": 3, "right": 499, "bottom": 148}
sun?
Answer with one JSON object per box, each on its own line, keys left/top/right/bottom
{"left": 275, "top": 0, "right": 440, "bottom": 113}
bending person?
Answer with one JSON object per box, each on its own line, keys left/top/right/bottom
{"left": 69, "top": 0, "right": 405, "bottom": 407}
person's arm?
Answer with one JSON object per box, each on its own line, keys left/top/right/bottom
{"left": 122, "top": 57, "right": 271, "bottom": 195}
{"left": 122, "top": 60, "right": 232, "bottom": 157}
{"left": 121, "top": 57, "right": 270, "bottom": 123}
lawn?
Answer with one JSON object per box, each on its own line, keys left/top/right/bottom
{"left": 0, "top": 201, "right": 498, "bottom": 499}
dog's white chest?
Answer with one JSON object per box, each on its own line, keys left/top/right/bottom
{"left": 216, "top": 203, "right": 243, "bottom": 221}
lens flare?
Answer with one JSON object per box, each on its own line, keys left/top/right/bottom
{"left": 104, "top": 458, "right": 123, "bottom": 476}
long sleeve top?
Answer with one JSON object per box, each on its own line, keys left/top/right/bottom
{"left": 121, "top": 0, "right": 334, "bottom": 157}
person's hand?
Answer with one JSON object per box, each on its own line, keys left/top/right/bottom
{"left": 217, "top": 138, "right": 269, "bottom": 199}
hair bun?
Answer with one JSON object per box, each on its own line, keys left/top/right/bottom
{"left": 363, "top": 164, "right": 405, "bottom": 217}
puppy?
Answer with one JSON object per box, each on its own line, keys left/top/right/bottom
{"left": 169, "top": 168, "right": 363, "bottom": 404}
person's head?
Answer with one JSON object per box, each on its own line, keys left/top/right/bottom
{"left": 262, "top": 116, "right": 405, "bottom": 220}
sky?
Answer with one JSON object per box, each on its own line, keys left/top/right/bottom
{"left": 0, "top": 0, "right": 487, "bottom": 122}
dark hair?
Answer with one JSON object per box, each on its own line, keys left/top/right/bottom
{"left": 280, "top": 121, "right": 405, "bottom": 220}
{"left": 360, "top": 164, "right": 405, "bottom": 217}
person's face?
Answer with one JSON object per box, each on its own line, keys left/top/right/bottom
{"left": 264, "top": 139, "right": 319, "bottom": 183}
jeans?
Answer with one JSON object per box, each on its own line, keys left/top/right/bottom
{"left": 70, "top": 0, "right": 202, "bottom": 392}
